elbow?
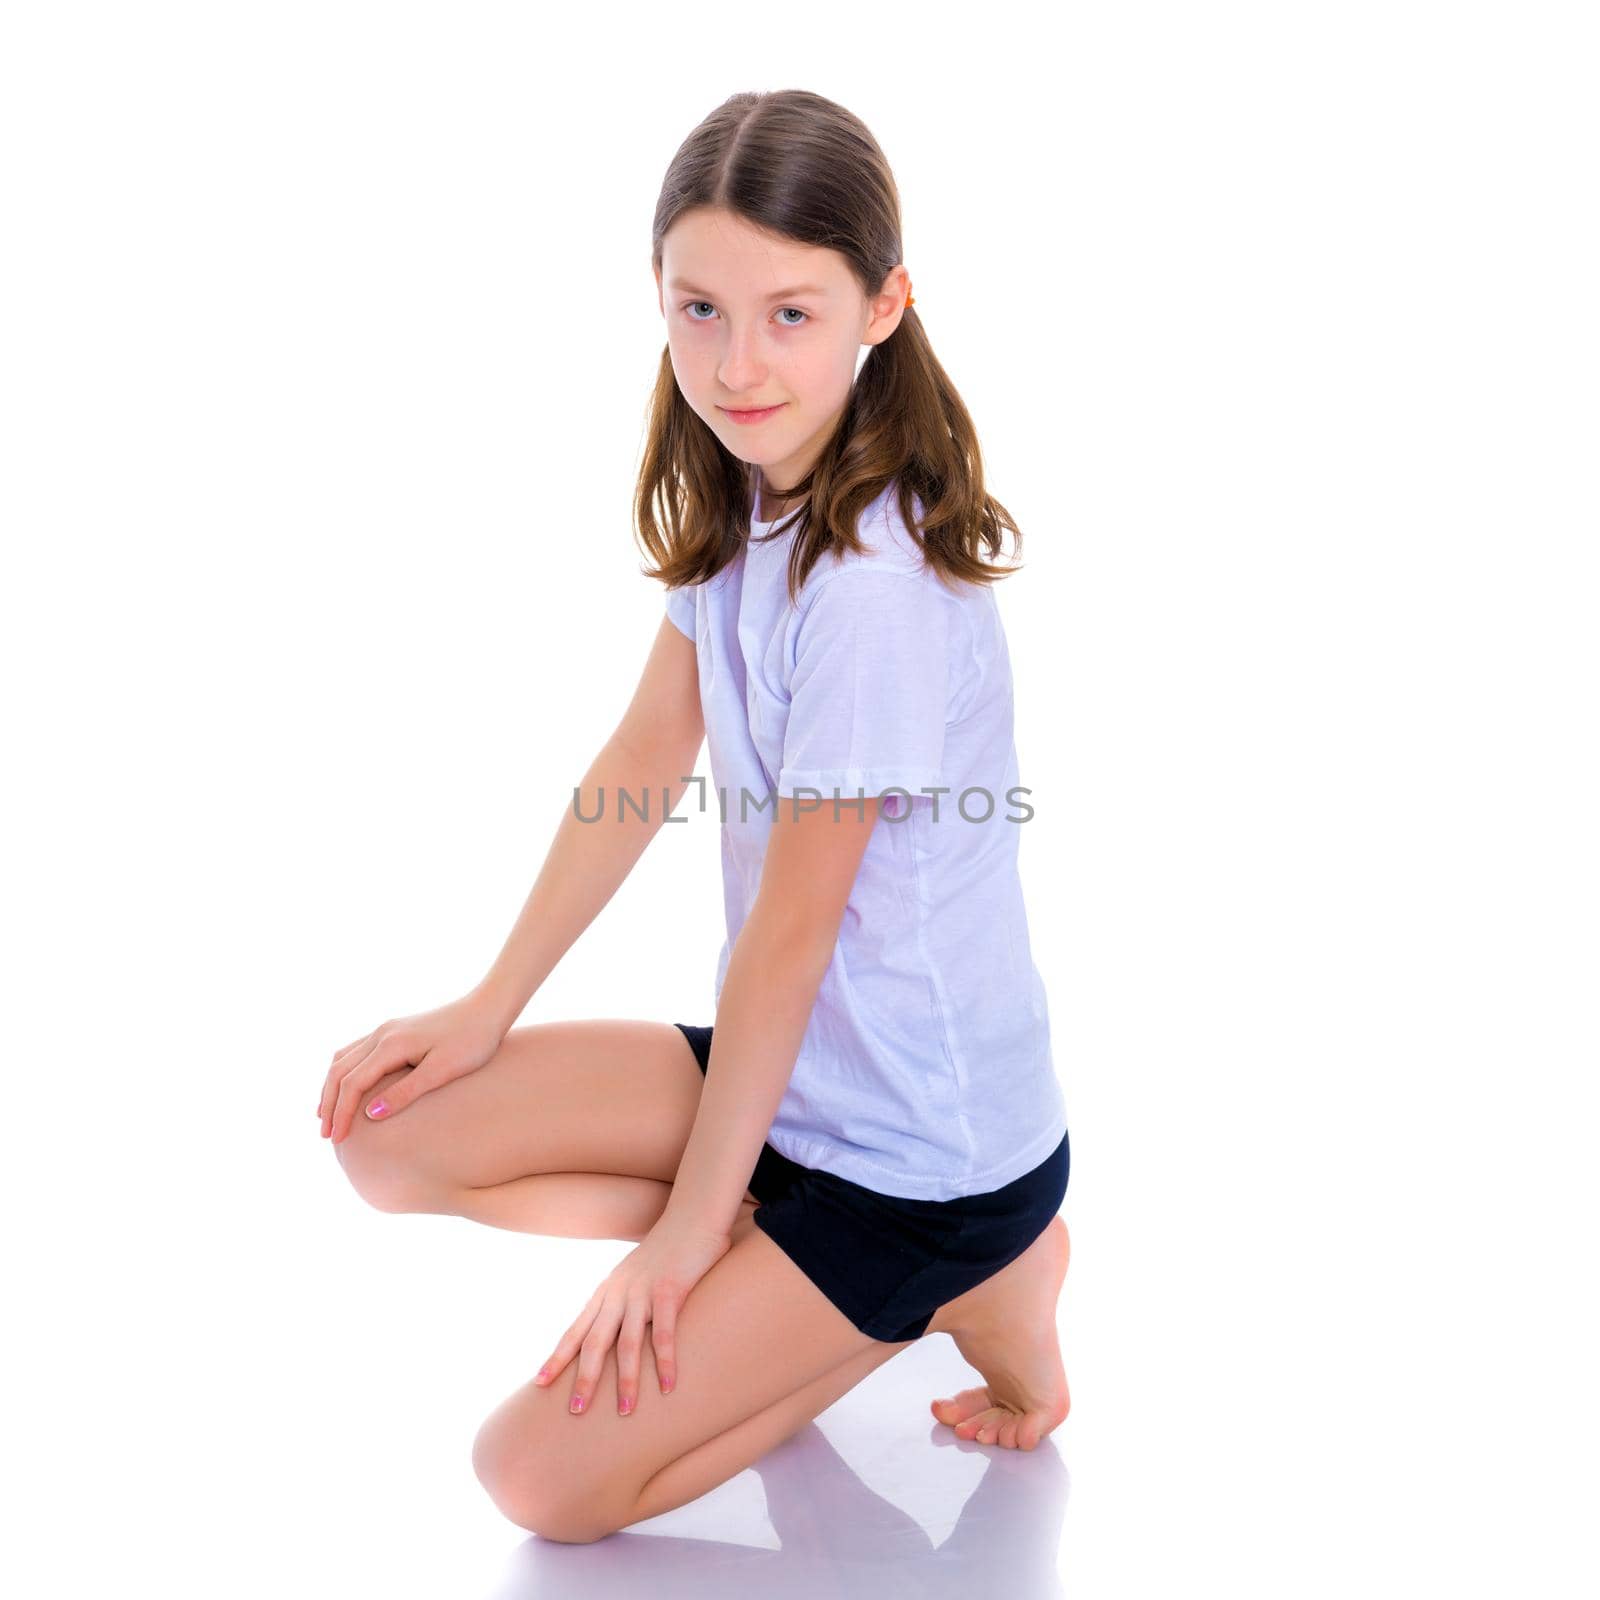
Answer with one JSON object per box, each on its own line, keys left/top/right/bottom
{"left": 612, "top": 724, "right": 701, "bottom": 789}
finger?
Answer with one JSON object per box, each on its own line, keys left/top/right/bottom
{"left": 320, "top": 1025, "right": 390, "bottom": 1123}
{"left": 330, "top": 1041, "right": 410, "bottom": 1145}
{"left": 534, "top": 1288, "right": 603, "bottom": 1389}
{"left": 353, "top": 1051, "right": 436, "bottom": 1129}
{"left": 319, "top": 1064, "right": 351, "bottom": 1138}
{"left": 569, "top": 1296, "right": 626, "bottom": 1416}
{"left": 320, "top": 1033, "right": 381, "bottom": 1137}
{"left": 319, "top": 1053, "right": 359, "bottom": 1130}
{"left": 652, "top": 1290, "right": 680, "bottom": 1396}
{"left": 615, "top": 1296, "right": 649, "bottom": 1417}
{"left": 330, "top": 1030, "right": 377, "bottom": 1067}
{"left": 331, "top": 1037, "right": 422, "bottom": 1143}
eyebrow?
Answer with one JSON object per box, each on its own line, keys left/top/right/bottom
{"left": 667, "top": 279, "right": 830, "bottom": 301}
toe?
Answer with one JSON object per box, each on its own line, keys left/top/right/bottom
{"left": 977, "top": 1408, "right": 1016, "bottom": 1445}
{"left": 932, "top": 1386, "right": 992, "bottom": 1427}
{"left": 958, "top": 1405, "right": 1007, "bottom": 1440}
{"left": 999, "top": 1416, "right": 1020, "bottom": 1449}
{"left": 1019, "top": 1402, "right": 1066, "bottom": 1450}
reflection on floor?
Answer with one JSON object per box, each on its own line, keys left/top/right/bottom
{"left": 482, "top": 1335, "right": 1070, "bottom": 1599}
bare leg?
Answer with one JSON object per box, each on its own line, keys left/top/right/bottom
{"left": 924, "top": 1216, "right": 1073, "bottom": 1451}
{"left": 471, "top": 1219, "right": 919, "bottom": 1542}
{"left": 445, "top": 1168, "right": 912, "bottom": 1530}
{"left": 332, "top": 1021, "right": 1067, "bottom": 1481}
{"left": 441, "top": 1170, "right": 687, "bottom": 1243}
{"left": 331, "top": 1023, "right": 763, "bottom": 1225}
{"left": 625, "top": 1333, "right": 911, "bottom": 1528}
{"left": 434, "top": 1166, "right": 1069, "bottom": 1457}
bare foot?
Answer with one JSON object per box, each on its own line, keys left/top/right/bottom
{"left": 929, "top": 1215, "right": 1071, "bottom": 1451}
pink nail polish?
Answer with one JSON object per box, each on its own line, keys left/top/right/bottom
{"left": 619, "top": 1396, "right": 632, "bottom": 1415}
{"left": 366, "top": 1100, "right": 388, "bottom": 1118}
{"left": 570, "top": 1394, "right": 585, "bottom": 1413}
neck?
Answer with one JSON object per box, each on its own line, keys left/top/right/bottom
{"left": 757, "top": 477, "right": 803, "bottom": 521}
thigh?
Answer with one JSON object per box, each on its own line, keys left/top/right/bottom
{"left": 338, "top": 1019, "right": 732, "bottom": 1195}
{"left": 472, "top": 1222, "right": 899, "bottom": 1541}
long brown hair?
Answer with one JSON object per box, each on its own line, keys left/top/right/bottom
{"left": 636, "top": 89, "right": 1024, "bottom": 610}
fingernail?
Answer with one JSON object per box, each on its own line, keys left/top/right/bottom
{"left": 619, "top": 1396, "right": 632, "bottom": 1415}
{"left": 570, "top": 1394, "right": 585, "bottom": 1414}
{"left": 366, "top": 1100, "right": 388, "bottom": 1118}
{"left": 535, "top": 1368, "right": 550, "bottom": 1385}
{"left": 662, "top": 1379, "right": 674, "bottom": 1395}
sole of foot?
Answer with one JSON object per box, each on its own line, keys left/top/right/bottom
{"left": 929, "top": 1214, "right": 1071, "bottom": 1451}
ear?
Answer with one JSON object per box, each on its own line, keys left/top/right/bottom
{"left": 863, "top": 264, "right": 913, "bottom": 348}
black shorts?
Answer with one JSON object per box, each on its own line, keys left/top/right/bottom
{"left": 671, "top": 1021, "right": 1071, "bottom": 1343}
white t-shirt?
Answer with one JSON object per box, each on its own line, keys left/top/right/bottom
{"left": 664, "top": 479, "right": 1067, "bottom": 1200}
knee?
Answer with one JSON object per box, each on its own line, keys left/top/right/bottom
{"left": 336, "top": 1152, "right": 441, "bottom": 1215}
{"left": 331, "top": 1070, "right": 447, "bottom": 1215}
{"left": 470, "top": 1407, "right": 624, "bottom": 1544}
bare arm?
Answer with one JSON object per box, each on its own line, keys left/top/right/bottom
{"left": 663, "top": 792, "right": 882, "bottom": 1236}
{"left": 470, "top": 616, "right": 703, "bottom": 1033}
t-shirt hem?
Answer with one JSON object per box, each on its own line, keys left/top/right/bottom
{"left": 775, "top": 766, "right": 944, "bottom": 800}
{"left": 766, "top": 1104, "right": 1069, "bottom": 1202}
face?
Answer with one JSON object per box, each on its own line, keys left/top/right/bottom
{"left": 655, "top": 207, "right": 911, "bottom": 511}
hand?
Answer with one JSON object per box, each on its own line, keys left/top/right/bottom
{"left": 317, "top": 987, "right": 510, "bottom": 1144}
{"left": 533, "top": 1213, "right": 734, "bottom": 1416}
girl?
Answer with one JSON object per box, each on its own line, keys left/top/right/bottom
{"left": 317, "top": 88, "right": 1072, "bottom": 1543}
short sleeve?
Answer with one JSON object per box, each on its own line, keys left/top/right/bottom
{"left": 777, "top": 567, "right": 949, "bottom": 802}
{"left": 664, "top": 583, "right": 697, "bottom": 640}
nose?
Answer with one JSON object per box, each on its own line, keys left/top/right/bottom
{"left": 715, "top": 325, "right": 771, "bottom": 396}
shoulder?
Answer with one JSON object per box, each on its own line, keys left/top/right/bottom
{"left": 796, "top": 484, "right": 969, "bottom": 620}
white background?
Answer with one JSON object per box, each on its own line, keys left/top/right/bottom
{"left": 3, "top": 2, "right": 1595, "bottom": 1596}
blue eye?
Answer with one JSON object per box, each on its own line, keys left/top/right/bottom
{"left": 682, "top": 302, "right": 808, "bottom": 327}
